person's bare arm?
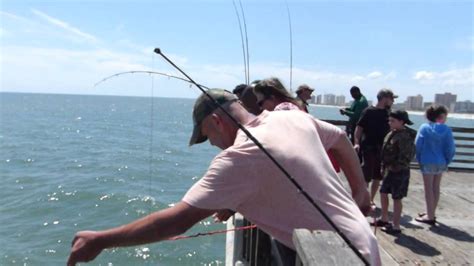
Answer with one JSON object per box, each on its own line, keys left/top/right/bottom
{"left": 353, "top": 125, "right": 363, "bottom": 152}
{"left": 329, "top": 132, "right": 370, "bottom": 215}
{"left": 67, "top": 201, "right": 215, "bottom": 265}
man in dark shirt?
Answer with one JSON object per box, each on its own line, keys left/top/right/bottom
{"left": 354, "top": 89, "right": 397, "bottom": 207}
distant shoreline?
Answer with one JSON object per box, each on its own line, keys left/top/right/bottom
{"left": 309, "top": 103, "right": 474, "bottom": 119}
{"left": 2, "top": 92, "right": 473, "bottom": 119}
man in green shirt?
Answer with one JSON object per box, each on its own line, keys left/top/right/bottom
{"left": 340, "top": 86, "right": 369, "bottom": 143}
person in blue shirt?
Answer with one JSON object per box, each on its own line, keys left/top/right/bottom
{"left": 415, "top": 105, "right": 455, "bottom": 225}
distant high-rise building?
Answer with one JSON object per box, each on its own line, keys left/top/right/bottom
{"left": 324, "top": 94, "right": 336, "bottom": 105}
{"left": 335, "top": 95, "right": 345, "bottom": 106}
{"left": 424, "top": 102, "right": 433, "bottom": 109}
{"left": 406, "top": 94, "right": 424, "bottom": 110}
{"left": 435, "top": 92, "right": 457, "bottom": 112}
{"left": 392, "top": 103, "right": 406, "bottom": 110}
{"left": 454, "top": 101, "right": 474, "bottom": 113}
{"left": 316, "top": 94, "right": 322, "bottom": 104}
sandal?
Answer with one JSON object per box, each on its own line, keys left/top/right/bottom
{"left": 370, "top": 219, "right": 390, "bottom": 227}
{"left": 381, "top": 225, "right": 401, "bottom": 235}
{"left": 415, "top": 217, "right": 436, "bottom": 225}
{"left": 418, "top": 212, "right": 436, "bottom": 220}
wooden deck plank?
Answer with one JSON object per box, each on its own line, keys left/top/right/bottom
{"left": 363, "top": 169, "right": 474, "bottom": 265}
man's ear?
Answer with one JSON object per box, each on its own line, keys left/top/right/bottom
{"left": 210, "top": 113, "right": 222, "bottom": 129}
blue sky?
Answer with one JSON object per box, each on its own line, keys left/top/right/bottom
{"left": 1, "top": 0, "right": 473, "bottom": 103}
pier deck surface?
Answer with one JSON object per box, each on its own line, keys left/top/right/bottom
{"left": 367, "top": 170, "right": 473, "bottom": 265}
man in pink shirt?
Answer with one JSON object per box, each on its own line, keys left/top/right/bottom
{"left": 68, "top": 89, "right": 381, "bottom": 266}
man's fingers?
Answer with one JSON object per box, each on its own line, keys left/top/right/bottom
{"left": 67, "top": 253, "right": 76, "bottom": 266}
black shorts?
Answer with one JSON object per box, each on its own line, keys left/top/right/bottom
{"left": 361, "top": 146, "right": 383, "bottom": 182}
{"left": 380, "top": 169, "right": 410, "bottom": 200}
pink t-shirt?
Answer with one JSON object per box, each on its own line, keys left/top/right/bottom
{"left": 274, "top": 101, "right": 301, "bottom": 111}
{"left": 183, "top": 110, "right": 380, "bottom": 265}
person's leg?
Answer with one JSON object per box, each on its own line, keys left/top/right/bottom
{"left": 371, "top": 148, "right": 383, "bottom": 204}
{"left": 380, "top": 193, "right": 389, "bottom": 222}
{"left": 392, "top": 199, "right": 402, "bottom": 230}
{"left": 361, "top": 148, "right": 372, "bottom": 187}
{"left": 432, "top": 173, "right": 443, "bottom": 218}
{"left": 422, "top": 174, "right": 436, "bottom": 220}
{"left": 371, "top": 180, "right": 380, "bottom": 204}
{"left": 364, "top": 149, "right": 379, "bottom": 204}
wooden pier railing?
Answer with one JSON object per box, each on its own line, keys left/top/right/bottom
{"left": 292, "top": 229, "right": 365, "bottom": 265}
{"left": 324, "top": 120, "right": 474, "bottom": 172}
{"left": 449, "top": 126, "right": 474, "bottom": 169}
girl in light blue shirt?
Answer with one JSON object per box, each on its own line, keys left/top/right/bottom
{"left": 415, "top": 105, "right": 455, "bottom": 225}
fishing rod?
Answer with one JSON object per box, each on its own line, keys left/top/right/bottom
{"left": 238, "top": 0, "right": 250, "bottom": 84}
{"left": 154, "top": 48, "right": 369, "bottom": 265}
{"left": 232, "top": 0, "right": 248, "bottom": 84}
{"left": 94, "top": 70, "right": 210, "bottom": 90}
{"left": 285, "top": 0, "right": 293, "bottom": 93}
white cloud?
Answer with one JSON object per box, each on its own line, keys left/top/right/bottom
{"left": 364, "top": 71, "right": 397, "bottom": 81}
{"left": 31, "top": 9, "right": 98, "bottom": 43}
{"left": 413, "top": 71, "right": 435, "bottom": 80}
{"left": 352, "top": 75, "right": 365, "bottom": 82}
{"left": 1, "top": 29, "right": 471, "bottom": 101}
{"left": 0, "top": 44, "right": 202, "bottom": 98}
{"left": 411, "top": 67, "right": 474, "bottom": 101}
{"left": 367, "top": 71, "right": 383, "bottom": 79}
{"left": 413, "top": 67, "right": 474, "bottom": 87}
{"left": 439, "top": 66, "right": 474, "bottom": 87}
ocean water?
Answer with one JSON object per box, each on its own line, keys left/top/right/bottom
{"left": 0, "top": 93, "right": 472, "bottom": 265}
{"left": 1, "top": 93, "right": 223, "bottom": 266}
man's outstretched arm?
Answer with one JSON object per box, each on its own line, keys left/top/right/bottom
{"left": 329, "top": 133, "right": 370, "bottom": 215}
{"left": 67, "top": 201, "right": 215, "bottom": 266}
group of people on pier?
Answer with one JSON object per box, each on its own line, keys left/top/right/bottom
{"left": 67, "top": 77, "right": 455, "bottom": 266}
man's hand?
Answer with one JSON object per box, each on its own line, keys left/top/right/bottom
{"left": 352, "top": 189, "right": 371, "bottom": 216}
{"left": 66, "top": 202, "right": 215, "bottom": 265}
{"left": 67, "top": 231, "right": 104, "bottom": 266}
{"left": 339, "top": 109, "right": 345, "bottom": 115}
{"left": 353, "top": 144, "right": 360, "bottom": 153}
{"left": 213, "top": 209, "right": 235, "bottom": 223}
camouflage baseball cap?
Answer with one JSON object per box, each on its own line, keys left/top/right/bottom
{"left": 189, "top": 89, "right": 238, "bottom": 146}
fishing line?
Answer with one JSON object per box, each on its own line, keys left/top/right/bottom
{"left": 168, "top": 224, "right": 257, "bottom": 241}
{"left": 154, "top": 48, "right": 370, "bottom": 265}
{"left": 232, "top": 0, "right": 248, "bottom": 84}
{"left": 148, "top": 55, "right": 155, "bottom": 214}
